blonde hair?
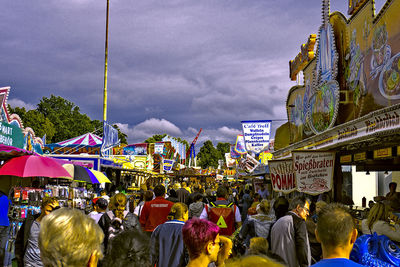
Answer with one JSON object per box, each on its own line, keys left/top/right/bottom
{"left": 226, "top": 255, "right": 284, "bottom": 267}
{"left": 39, "top": 208, "right": 104, "bottom": 267}
{"left": 168, "top": 202, "right": 188, "bottom": 220}
{"left": 316, "top": 201, "right": 327, "bottom": 210}
{"left": 367, "top": 202, "right": 388, "bottom": 230}
{"left": 41, "top": 197, "right": 58, "bottom": 209}
{"left": 258, "top": 199, "right": 271, "bottom": 214}
{"left": 110, "top": 193, "right": 127, "bottom": 220}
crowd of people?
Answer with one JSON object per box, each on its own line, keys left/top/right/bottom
{"left": 2, "top": 180, "right": 400, "bottom": 266}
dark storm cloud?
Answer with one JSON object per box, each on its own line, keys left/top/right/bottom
{"left": 1, "top": 0, "right": 359, "bottom": 144}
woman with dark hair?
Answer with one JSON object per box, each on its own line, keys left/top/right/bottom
{"left": 166, "top": 189, "right": 179, "bottom": 203}
{"left": 102, "top": 228, "right": 151, "bottom": 267}
{"left": 150, "top": 203, "right": 189, "bottom": 267}
{"left": 98, "top": 193, "right": 142, "bottom": 251}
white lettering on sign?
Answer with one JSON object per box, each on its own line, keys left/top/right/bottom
{"left": 269, "top": 159, "right": 296, "bottom": 193}
{"left": 150, "top": 204, "right": 169, "bottom": 208}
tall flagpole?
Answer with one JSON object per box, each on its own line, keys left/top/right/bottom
{"left": 103, "top": 0, "right": 110, "bottom": 122}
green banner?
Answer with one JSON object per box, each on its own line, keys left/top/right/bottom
{"left": 0, "top": 121, "right": 24, "bottom": 148}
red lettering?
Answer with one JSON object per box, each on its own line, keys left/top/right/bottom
{"left": 276, "top": 174, "right": 281, "bottom": 189}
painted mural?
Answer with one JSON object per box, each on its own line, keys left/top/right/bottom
{"left": 285, "top": 0, "right": 400, "bottom": 145}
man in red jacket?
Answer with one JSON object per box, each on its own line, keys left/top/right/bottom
{"left": 139, "top": 184, "right": 173, "bottom": 235}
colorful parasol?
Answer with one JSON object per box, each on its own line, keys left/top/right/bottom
{"left": 0, "top": 144, "right": 37, "bottom": 161}
{"left": 62, "top": 164, "right": 111, "bottom": 184}
{"left": 0, "top": 155, "right": 72, "bottom": 178}
{"left": 90, "top": 170, "right": 111, "bottom": 183}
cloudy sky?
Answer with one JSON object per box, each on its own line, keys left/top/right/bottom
{"left": 0, "top": 0, "right": 386, "bottom": 146}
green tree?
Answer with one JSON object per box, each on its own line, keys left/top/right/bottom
{"left": 216, "top": 142, "right": 231, "bottom": 162}
{"left": 37, "top": 95, "right": 95, "bottom": 143}
{"left": 8, "top": 105, "right": 56, "bottom": 142}
{"left": 113, "top": 124, "right": 128, "bottom": 144}
{"left": 197, "top": 140, "right": 219, "bottom": 169}
{"left": 144, "top": 134, "right": 167, "bottom": 143}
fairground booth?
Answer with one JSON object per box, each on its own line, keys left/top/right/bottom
{"left": 271, "top": 0, "right": 400, "bottom": 205}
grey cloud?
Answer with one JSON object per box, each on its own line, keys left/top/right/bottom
{"left": 7, "top": 98, "right": 36, "bottom": 111}
{"left": 2, "top": 0, "right": 352, "bottom": 144}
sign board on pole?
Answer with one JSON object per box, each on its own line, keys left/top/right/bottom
{"left": 225, "top": 153, "right": 236, "bottom": 168}
{"left": 163, "top": 159, "right": 175, "bottom": 172}
{"left": 101, "top": 121, "right": 120, "bottom": 156}
{"left": 269, "top": 159, "right": 296, "bottom": 193}
{"left": 292, "top": 151, "right": 335, "bottom": 195}
{"left": 234, "top": 135, "right": 247, "bottom": 154}
{"left": 241, "top": 120, "right": 272, "bottom": 153}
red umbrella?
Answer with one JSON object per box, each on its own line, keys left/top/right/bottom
{"left": 0, "top": 155, "right": 72, "bottom": 178}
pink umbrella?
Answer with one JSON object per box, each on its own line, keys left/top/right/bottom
{"left": 0, "top": 155, "right": 72, "bottom": 178}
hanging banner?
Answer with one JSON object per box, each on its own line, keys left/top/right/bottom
{"left": 269, "top": 159, "right": 296, "bottom": 193}
{"left": 241, "top": 120, "right": 272, "bottom": 153}
{"left": 225, "top": 152, "right": 236, "bottom": 168}
{"left": 101, "top": 121, "right": 120, "bottom": 156}
{"left": 234, "top": 135, "right": 247, "bottom": 154}
{"left": 163, "top": 159, "right": 175, "bottom": 172}
{"left": 238, "top": 154, "right": 260, "bottom": 173}
{"left": 292, "top": 151, "right": 335, "bottom": 195}
{"left": 230, "top": 144, "right": 241, "bottom": 159}
{"left": 154, "top": 143, "right": 164, "bottom": 154}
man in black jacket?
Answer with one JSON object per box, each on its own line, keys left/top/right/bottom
{"left": 14, "top": 197, "right": 59, "bottom": 267}
{"left": 270, "top": 196, "right": 311, "bottom": 267}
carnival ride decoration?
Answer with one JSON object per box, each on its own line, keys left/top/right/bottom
{"left": 186, "top": 128, "right": 202, "bottom": 166}
{"left": 54, "top": 133, "right": 103, "bottom": 147}
{"left": 350, "top": 233, "right": 400, "bottom": 267}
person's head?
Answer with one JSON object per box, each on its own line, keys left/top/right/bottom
{"left": 174, "top": 183, "right": 181, "bottom": 190}
{"left": 368, "top": 200, "right": 375, "bottom": 209}
{"left": 96, "top": 198, "right": 108, "bottom": 212}
{"left": 41, "top": 197, "right": 59, "bottom": 216}
{"left": 110, "top": 193, "right": 127, "bottom": 220}
{"left": 168, "top": 202, "right": 188, "bottom": 221}
{"left": 181, "top": 181, "right": 187, "bottom": 188}
{"left": 193, "top": 184, "right": 200, "bottom": 192}
{"left": 389, "top": 182, "right": 397, "bottom": 192}
{"left": 39, "top": 208, "right": 104, "bottom": 267}
{"left": 289, "top": 196, "right": 310, "bottom": 220}
{"left": 168, "top": 189, "right": 177, "bottom": 198}
{"left": 100, "top": 190, "right": 107, "bottom": 196}
{"left": 194, "top": 193, "right": 204, "bottom": 203}
{"left": 315, "top": 201, "right": 327, "bottom": 214}
{"left": 216, "top": 186, "right": 228, "bottom": 198}
{"left": 102, "top": 229, "right": 150, "bottom": 267}
{"left": 367, "top": 202, "right": 389, "bottom": 229}
{"left": 248, "top": 237, "right": 269, "bottom": 256}
{"left": 143, "top": 190, "right": 154, "bottom": 201}
{"left": 260, "top": 184, "right": 265, "bottom": 190}
{"left": 316, "top": 203, "right": 357, "bottom": 255}
{"left": 182, "top": 218, "right": 220, "bottom": 262}
{"left": 154, "top": 184, "right": 166, "bottom": 197}
{"left": 256, "top": 199, "right": 271, "bottom": 215}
